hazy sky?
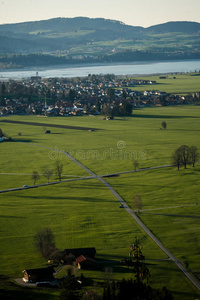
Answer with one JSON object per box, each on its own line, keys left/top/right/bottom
{"left": 0, "top": 0, "right": 200, "bottom": 27}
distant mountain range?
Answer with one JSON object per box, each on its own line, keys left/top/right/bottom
{"left": 0, "top": 17, "right": 200, "bottom": 68}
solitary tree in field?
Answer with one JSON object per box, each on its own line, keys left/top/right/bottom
{"left": 161, "top": 121, "right": 167, "bottom": 130}
{"left": 189, "top": 146, "right": 199, "bottom": 167}
{"left": 133, "top": 194, "right": 142, "bottom": 212}
{"left": 55, "top": 160, "right": 63, "bottom": 181}
{"left": 42, "top": 167, "right": 53, "bottom": 183}
{"left": 129, "top": 237, "right": 150, "bottom": 284}
{"left": 133, "top": 158, "right": 139, "bottom": 171}
{"left": 31, "top": 171, "right": 40, "bottom": 185}
{"left": 34, "top": 227, "right": 56, "bottom": 259}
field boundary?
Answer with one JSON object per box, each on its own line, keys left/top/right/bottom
{"left": 0, "top": 119, "right": 100, "bottom": 131}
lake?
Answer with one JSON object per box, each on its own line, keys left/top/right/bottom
{"left": 1, "top": 59, "right": 200, "bottom": 80}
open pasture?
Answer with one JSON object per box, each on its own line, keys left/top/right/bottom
{"left": 132, "top": 73, "right": 200, "bottom": 94}
{"left": 0, "top": 105, "right": 200, "bottom": 299}
{"left": 106, "top": 167, "right": 200, "bottom": 281}
{"left": 0, "top": 179, "right": 199, "bottom": 299}
{"left": 1, "top": 105, "right": 200, "bottom": 176}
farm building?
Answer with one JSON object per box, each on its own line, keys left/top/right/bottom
{"left": 63, "top": 247, "right": 96, "bottom": 260}
{"left": 74, "top": 255, "right": 96, "bottom": 270}
{"left": 22, "top": 266, "right": 55, "bottom": 283}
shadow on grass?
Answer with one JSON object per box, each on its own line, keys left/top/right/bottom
{"left": 0, "top": 275, "right": 57, "bottom": 300}
{"left": 0, "top": 215, "right": 25, "bottom": 219}
{"left": 15, "top": 194, "right": 116, "bottom": 203}
{"left": 170, "top": 290, "right": 200, "bottom": 299}
{"left": 12, "top": 139, "right": 34, "bottom": 143}
{"left": 131, "top": 113, "right": 198, "bottom": 119}
{"left": 141, "top": 212, "right": 200, "bottom": 219}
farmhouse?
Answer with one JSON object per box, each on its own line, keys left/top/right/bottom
{"left": 64, "top": 247, "right": 96, "bottom": 260}
{"left": 22, "top": 266, "right": 55, "bottom": 283}
{"left": 74, "top": 255, "right": 96, "bottom": 270}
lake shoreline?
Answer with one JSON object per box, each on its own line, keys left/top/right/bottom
{"left": 0, "top": 59, "right": 200, "bottom": 80}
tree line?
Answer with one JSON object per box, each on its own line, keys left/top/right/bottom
{"left": 31, "top": 160, "right": 64, "bottom": 185}
{"left": 171, "top": 145, "right": 199, "bottom": 170}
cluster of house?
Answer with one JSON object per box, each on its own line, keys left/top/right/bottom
{"left": 0, "top": 75, "right": 199, "bottom": 117}
{"left": 22, "top": 247, "right": 96, "bottom": 284}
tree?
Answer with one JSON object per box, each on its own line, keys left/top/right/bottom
{"left": 33, "top": 227, "right": 56, "bottom": 259}
{"left": 31, "top": 171, "right": 40, "bottom": 185}
{"left": 68, "top": 89, "right": 76, "bottom": 102}
{"left": 42, "top": 167, "right": 53, "bottom": 183}
{"left": 161, "top": 121, "right": 167, "bottom": 130}
{"left": 55, "top": 160, "right": 63, "bottom": 181}
{"left": 133, "top": 194, "right": 142, "bottom": 212}
{"left": 171, "top": 148, "right": 181, "bottom": 170}
{"left": 103, "top": 279, "right": 173, "bottom": 300}
{"left": 189, "top": 146, "right": 199, "bottom": 167}
{"left": 133, "top": 158, "right": 139, "bottom": 171}
{"left": 129, "top": 237, "right": 150, "bottom": 284}
{"left": 179, "top": 145, "right": 190, "bottom": 169}
{"left": 172, "top": 145, "right": 199, "bottom": 170}
{"left": 60, "top": 268, "right": 81, "bottom": 300}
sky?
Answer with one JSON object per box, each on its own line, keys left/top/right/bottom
{"left": 0, "top": 0, "right": 200, "bottom": 27}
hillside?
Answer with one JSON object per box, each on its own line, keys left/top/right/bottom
{"left": 0, "top": 17, "right": 200, "bottom": 68}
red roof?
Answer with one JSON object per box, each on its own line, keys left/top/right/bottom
{"left": 74, "top": 255, "right": 96, "bottom": 265}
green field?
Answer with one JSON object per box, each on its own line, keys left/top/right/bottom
{"left": 132, "top": 73, "right": 200, "bottom": 94}
{"left": 0, "top": 106, "right": 200, "bottom": 299}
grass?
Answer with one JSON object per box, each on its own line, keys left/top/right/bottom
{"left": 0, "top": 179, "right": 166, "bottom": 276}
{"left": 106, "top": 166, "right": 200, "bottom": 284}
{"left": 131, "top": 73, "right": 200, "bottom": 94}
{"left": 1, "top": 105, "right": 200, "bottom": 176}
{"left": 0, "top": 105, "right": 200, "bottom": 299}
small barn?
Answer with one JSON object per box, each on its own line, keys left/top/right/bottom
{"left": 74, "top": 255, "right": 96, "bottom": 270}
{"left": 22, "top": 266, "right": 55, "bottom": 283}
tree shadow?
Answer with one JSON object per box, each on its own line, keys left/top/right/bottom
{"left": 141, "top": 212, "right": 200, "bottom": 219}
{"left": 16, "top": 194, "right": 116, "bottom": 203}
{"left": 131, "top": 113, "right": 196, "bottom": 119}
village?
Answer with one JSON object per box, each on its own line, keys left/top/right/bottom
{"left": 0, "top": 74, "right": 198, "bottom": 117}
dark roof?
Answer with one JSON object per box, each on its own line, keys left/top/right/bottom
{"left": 64, "top": 247, "right": 96, "bottom": 257}
{"left": 23, "top": 266, "right": 55, "bottom": 276}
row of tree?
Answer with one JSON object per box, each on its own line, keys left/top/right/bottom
{"left": 171, "top": 145, "right": 199, "bottom": 170}
{"left": 31, "top": 160, "right": 64, "bottom": 185}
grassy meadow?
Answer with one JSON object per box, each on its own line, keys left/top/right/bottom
{"left": 0, "top": 105, "right": 200, "bottom": 299}
{"left": 133, "top": 73, "right": 200, "bottom": 94}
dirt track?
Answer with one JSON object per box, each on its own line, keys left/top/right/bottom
{"left": 0, "top": 119, "right": 100, "bottom": 131}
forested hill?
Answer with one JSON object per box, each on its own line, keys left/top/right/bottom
{"left": 0, "top": 17, "right": 145, "bottom": 33}
{"left": 147, "top": 21, "right": 200, "bottom": 33}
{"left": 1, "top": 17, "right": 200, "bottom": 35}
{"left": 0, "top": 17, "right": 200, "bottom": 68}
